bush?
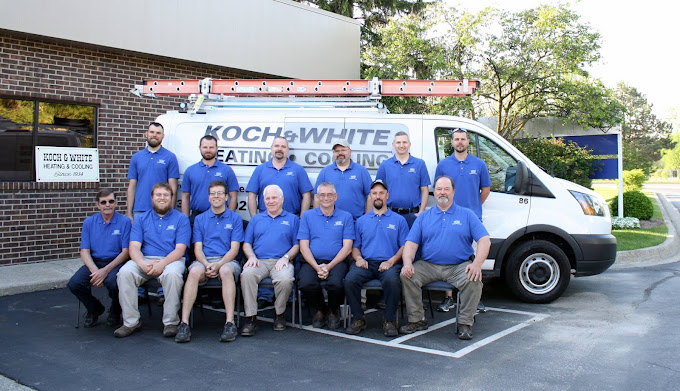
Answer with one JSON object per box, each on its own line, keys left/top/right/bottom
{"left": 515, "top": 137, "right": 598, "bottom": 188}
{"left": 622, "top": 169, "right": 645, "bottom": 191}
{"left": 609, "top": 190, "right": 653, "bottom": 220}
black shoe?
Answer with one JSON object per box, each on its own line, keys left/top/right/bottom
{"left": 174, "top": 322, "right": 191, "bottom": 343}
{"left": 105, "top": 311, "right": 120, "bottom": 327}
{"left": 477, "top": 301, "right": 487, "bottom": 313}
{"left": 240, "top": 316, "right": 257, "bottom": 337}
{"left": 220, "top": 322, "right": 237, "bottom": 342}
{"left": 457, "top": 324, "right": 473, "bottom": 340}
{"left": 398, "top": 320, "right": 428, "bottom": 334}
{"left": 375, "top": 300, "right": 386, "bottom": 310}
{"left": 345, "top": 317, "right": 366, "bottom": 335}
{"left": 83, "top": 305, "right": 105, "bottom": 328}
{"left": 327, "top": 312, "right": 341, "bottom": 330}
{"left": 273, "top": 314, "right": 286, "bottom": 331}
{"left": 437, "top": 296, "right": 456, "bottom": 312}
{"left": 312, "top": 311, "right": 326, "bottom": 328}
{"left": 257, "top": 299, "right": 273, "bottom": 309}
{"left": 383, "top": 320, "right": 398, "bottom": 337}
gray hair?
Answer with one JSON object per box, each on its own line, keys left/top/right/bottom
{"left": 263, "top": 184, "right": 284, "bottom": 198}
{"left": 316, "top": 181, "right": 336, "bottom": 194}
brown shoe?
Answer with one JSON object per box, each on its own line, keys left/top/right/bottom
{"left": 327, "top": 311, "right": 341, "bottom": 330}
{"left": 345, "top": 317, "right": 366, "bottom": 335}
{"left": 113, "top": 322, "right": 141, "bottom": 338}
{"left": 311, "top": 311, "right": 326, "bottom": 328}
{"left": 383, "top": 320, "right": 398, "bottom": 337}
{"left": 241, "top": 316, "right": 258, "bottom": 336}
{"left": 457, "top": 324, "right": 473, "bottom": 340}
{"left": 398, "top": 320, "right": 428, "bottom": 334}
{"left": 163, "top": 324, "right": 178, "bottom": 337}
{"left": 273, "top": 313, "right": 286, "bottom": 331}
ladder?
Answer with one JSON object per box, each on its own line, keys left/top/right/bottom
{"left": 131, "top": 77, "right": 479, "bottom": 113}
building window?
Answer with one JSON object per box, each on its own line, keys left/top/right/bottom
{"left": 0, "top": 97, "right": 96, "bottom": 181}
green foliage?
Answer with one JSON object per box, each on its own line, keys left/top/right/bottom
{"left": 514, "top": 137, "right": 597, "bottom": 188}
{"left": 609, "top": 190, "right": 653, "bottom": 220}
{"left": 621, "top": 169, "right": 645, "bottom": 191}
{"left": 661, "top": 132, "right": 680, "bottom": 170}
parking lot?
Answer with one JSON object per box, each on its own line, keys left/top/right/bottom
{"left": 1, "top": 260, "right": 679, "bottom": 391}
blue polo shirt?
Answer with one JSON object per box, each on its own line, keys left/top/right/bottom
{"left": 434, "top": 154, "right": 491, "bottom": 220}
{"left": 80, "top": 211, "right": 131, "bottom": 260}
{"left": 130, "top": 208, "right": 191, "bottom": 257}
{"left": 181, "top": 160, "right": 239, "bottom": 212}
{"left": 376, "top": 155, "right": 431, "bottom": 209}
{"left": 406, "top": 204, "right": 488, "bottom": 265}
{"left": 245, "top": 210, "right": 300, "bottom": 259}
{"left": 128, "top": 146, "right": 180, "bottom": 213}
{"left": 297, "top": 207, "right": 355, "bottom": 260}
{"left": 192, "top": 209, "right": 244, "bottom": 257}
{"left": 353, "top": 210, "right": 409, "bottom": 261}
{"left": 245, "top": 159, "right": 313, "bottom": 214}
{"left": 315, "top": 161, "right": 372, "bottom": 219}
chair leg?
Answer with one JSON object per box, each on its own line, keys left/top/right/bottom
{"left": 236, "top": 284, "right": 241, "bottom": 329}
{"left": 75, "top": 300, "right": 81, "bottom": 329}
{"left": 297, "top": 290, "right": 303, "bottom": 327}
{"left": 143, "top": 285, "right": 152, "bottom": 316}
{"left": 426, "top": 290, "right": 434, "bottom": 319}
{"left": 455, "top": 291, "right": 461, "bottom": 331}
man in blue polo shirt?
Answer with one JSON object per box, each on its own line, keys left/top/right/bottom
{"left": 181, "top": 135, "right": 239, "bottom": 219}
{"left": 68, "top": 189, "right": 131, "bottom": 328}
{"left": 239, "top": 184, "right": 300, "bottom": 336}
{"left": 376, "top": 131, "right": 430, "bottom": 228}
{"left": 314, "top": 139, "right": 371, "bottom": 220}
{"left": 246, "top": 136, "right": 312, "bottom": 217}
{"left": 127, "top": 122, "right": 180, "bottom": 221}
{"left": 114, "top": 182, "right": 191, "bottom": 338}
{"left": 175, "top": 181, "right": 244, "bottom": 343}
{"left": 399, "top": 176, "right": 490, "bottom": 340}
{"left": 298, "top": 181, "right": 355, "bottom": 330}
{"left": 344, "top": 180, "right": 408, "bottom": 337}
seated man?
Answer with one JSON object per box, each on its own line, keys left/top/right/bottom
{"left": 400, "top": 176, "right": 490, "bottom": 340}
{"left": 240, "top": 184, "right": 300, "bottom": 336}
{"left": 344, "top": 180, "right": 408, "bottom": 337}
{"left": 175, "top": 181, "right": 244, "bottom": 343}
{"left": 298, "top": 182, "right": 354, "bottom": 330}
{"left": 68, "top": 189, "right": 131, "bottom": 328}
{"left": 114, "top": 182, "right": 190, "bottom": 338}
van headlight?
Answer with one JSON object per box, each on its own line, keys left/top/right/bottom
{"left": 569, "top": 190, "right": 606, "bottom": 216}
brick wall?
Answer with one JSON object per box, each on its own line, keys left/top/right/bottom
{"left": 0, "top": 32, "right": 273, "bottom": 265}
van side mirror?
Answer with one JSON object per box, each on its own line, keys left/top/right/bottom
{"left": 505, "top": 161, "right": 529, "bottom": 195}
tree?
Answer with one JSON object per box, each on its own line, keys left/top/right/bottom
{"left": 661, "top": 132, "right": 680, "bottom": 170}
{"left": 616, "top": 83, "right": 673, "bottom": 174}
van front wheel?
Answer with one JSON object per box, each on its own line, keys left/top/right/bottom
{"left": 504, "top": 240, "right": 570, "bottom": 303}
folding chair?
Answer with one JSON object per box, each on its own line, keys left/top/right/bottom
{"left": 342, "top": 279, "right": 404, "bottom": 327}
{"left": 190, "top": 277, "right": 241, "bottom": 328}
{"left": 75, "top": 282, "right": 153, "bottom": 328}
{"left": 422, "top": 280, "right": 460, "bottom": 329}
{"left": 239, "top": 277, "right": 297, "bottom": 328}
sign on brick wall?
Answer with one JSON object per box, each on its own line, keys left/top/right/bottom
{"left": 35, "top": 146, "right": 99, "bottom": 182}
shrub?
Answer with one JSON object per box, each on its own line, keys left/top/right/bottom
{"left": 609, "top": 190, "right": 653, "bottom": 220}
{"left": 515, "top": 137, "right": 598, "bottom": 188}
{"left": 622, "top": 169, "right": 645, "bottom": 191}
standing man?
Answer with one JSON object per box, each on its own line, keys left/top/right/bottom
{"left": 239, "top": 185, "right": 300, "bottom": 336}
{"left": 314, "top": 139, "right": 372, "bottom": 220}
{"left": 298, "top": 182, "right": 355, "bottom": 330}
{"left": 434, "top": 128, "right": 491, "bottom": 311}
{"left": 344, "top": 180, "right": 408, "bottom": 337}
{"left": 114, "top": 182, "right": 191, "bottom": 338}
{"left": 68, "top": 189, "right": 131, "bottom": 328}
{"left": 175, "top": 181, "right": 244, "bottom": 343}
{"left": 376, "top": 131, "right": 430, "bottom": 228}
{"left": 399, "top": 176, "right": 490, "bottom": 340}
{"left": 181, "top": 135, "right": 239, "bottom": 219}
{"left": 246, "top": 136, "right": 312, "bottom": 217}
{"left": 127, "top": 122, "right": 180, "bottom": 221}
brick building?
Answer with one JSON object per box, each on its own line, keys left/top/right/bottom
{"left": 0, "top": 0, "right": 360, "bottom": 265}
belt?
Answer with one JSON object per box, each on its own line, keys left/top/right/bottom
{"left": 391, "top": 206, "right": 419, "bottom": 214}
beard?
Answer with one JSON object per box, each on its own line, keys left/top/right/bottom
{"left": 373, "top": 199, "right": 384, "bottom": 210}
{"left": 153, "top": 203, "right": 171, "bottom": 215}
{"left": 454, "top": 145, "right": 467, "bottom": 153}
{"left": 335, "top": 157, "right": 347, "bottom": 165}
{"left": 437, "top": 196, "right": 450, "bottom": 205}
{"left": 147, "top": 138, "right": 161, "bottom": 148}
{"left": 202, "top": 151, "right": 216, "bottom": 160}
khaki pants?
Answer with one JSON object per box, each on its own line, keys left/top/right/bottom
{"left": 400, "top": 260, "right": 482, "bottom": 326}
{"left": 117, "top": 257, "right": 185, "bottom": 327}
{"left": 240, "top": 258, "right": 294, "bottom": 317}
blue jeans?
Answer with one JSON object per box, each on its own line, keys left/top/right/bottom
{"left": 299, "top": 260, "right": 347, "bottom": 313}
{"left": 344, "top": 261, "right": 402, "bottom": 322}
{"left": 68, "top": 259, "right": 122, "bottom": 315}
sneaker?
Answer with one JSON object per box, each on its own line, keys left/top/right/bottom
{"left": 273, "top": 314, "right": 286, "bottom": 332}
{"left": 345, "top": 317, "right": 366, "bottom": 335}
{"left": 240, "top": 316, "right": 257, "bottom": 337}
{"left": 477, "top": 301, "right": 487, "bottom": 313}
{"left": 83, "top": 304, "right": 105, "bottom": 328}
{"left": 113, "top": 322, "right": 141, "bottom": 338}
{"left": 220, "top": 322, "right": 237, "bottom": 342}
{"left": 311, "top": 311, "right": 326, "bottom": 328}
{"left": 437, "top": 296, "right": 456, "bottom": 312}
{"left": 174, "top": 322, "right": 191, "bottom": 343}
{"left": 398, "top": 320, "right": 428, "bottom": 334}
{"left": 163, "top": 324, "right": 178, "bottom": 338}
{"left": 105, "top": 311, "right": 120, "bottom": 327}
{"left": 383, "top": 320, "right": 398, "bottom": 337}
{"left": 327, "top": 312, "right": 341, "bottom": 330}
{"left": 457, "top": 324, "right": 473, "bottom": 340}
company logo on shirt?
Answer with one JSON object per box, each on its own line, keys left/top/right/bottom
{"left": 387, "top": 224, "right": 397, "bottom": 231}
{"left": 452, "top": 220, "right": 462, "bottom": 225}
{"left": 214, "top": 172, "right": 223, "bottom": 177}
{"left": 334, "top": 220, "right": 344, "bottom": 227}
{"left": 112, "top": 229, "right": 121, "bottom": 236}
{"left": 286, "top": 171, "right": 294, "bottom": 176}
{"left": 408, "top": 168, "right": 416, "bottom": 173}
{"left": 348, "top": 175, "right": 357, "bottom": 180}
{"left": 281, "top": 220, "right": 290, "bottom": 226}
{"left": 224, "top": 224, "right": 233, "bottom": 230}
{"left": 157, "top": 159, "right": 167, "bottom": 165}
{"left": 166, "top": 225, "right": 176, "bottom": 231}
{"left": 469, "top": 169, "right": 478, "bottom": 175}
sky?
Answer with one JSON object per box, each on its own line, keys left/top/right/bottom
{"left": 447, "top": 0, "right": 680, "bottom": 124}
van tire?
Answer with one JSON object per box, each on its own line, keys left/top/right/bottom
{"left": 504, "top": 240, "right": 570, "bottom": 303}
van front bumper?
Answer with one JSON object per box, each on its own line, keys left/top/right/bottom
{"left": 573, "top": 234, "right": 617, "bottom": 276}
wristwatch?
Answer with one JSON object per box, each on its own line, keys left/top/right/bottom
{"left": 283, "top": 254, "right": 290, "bottom": 259}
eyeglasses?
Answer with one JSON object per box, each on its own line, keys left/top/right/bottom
{"left": 317, "top": 193, "right": 336, "bottom": 199}
{"left": 209, "top": 191, "right": 226, "bottom": 197}
{"left": 99, "top": 199, "right": 116, "bottom": 205}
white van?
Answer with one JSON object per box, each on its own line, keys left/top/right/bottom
{"left": 156, "top": 100, "right": 617, "bottom": 304}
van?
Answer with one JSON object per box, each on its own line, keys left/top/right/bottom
{"left": 156, "top": 99, "right": 617, "bottom": 304}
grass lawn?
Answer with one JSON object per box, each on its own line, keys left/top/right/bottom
{"left": 591, "top": 185, "right": 668, "bottom": 251}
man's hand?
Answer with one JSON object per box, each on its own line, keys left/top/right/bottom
{"left": 465, "top": 263, "right": 483, "bottom": 282}
{"left": 355, "top": 258, "right": 368, "bottom": 269}
{"left": 244, "top": 258, "right": 259, "bottom": 269}
{"left": 275, "top": 258, "right": 289, "bottom": 271}
{"left": 148, "top": 261, "right": 164, "bottom": 277}
{"left": 378, "top": 261, "right": 393, "bottom": 273}
{"left": 89, "top": 268, "right": 108, "bottom": 288}
{"left": 205, "top": 262, "right": 220, "bottom": 279}
{"left": 401, "top": 264, "right": 415, "bottom": 279}
{"left": 317, "top": 264, "right": 329, "bottom": 280}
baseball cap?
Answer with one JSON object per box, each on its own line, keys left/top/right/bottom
{"left": 370, "top": 179, "right": 388, "bottom": 191}
{"left": 332, "top": 139, "right": 351, "bottom": 149}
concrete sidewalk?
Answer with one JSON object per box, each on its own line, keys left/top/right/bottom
{"left": 1, "top": 193, "right": 679, "bottom": 297}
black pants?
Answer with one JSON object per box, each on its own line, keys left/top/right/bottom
{"left": 298, "top": 260, "right": 348, "bottom": 313}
